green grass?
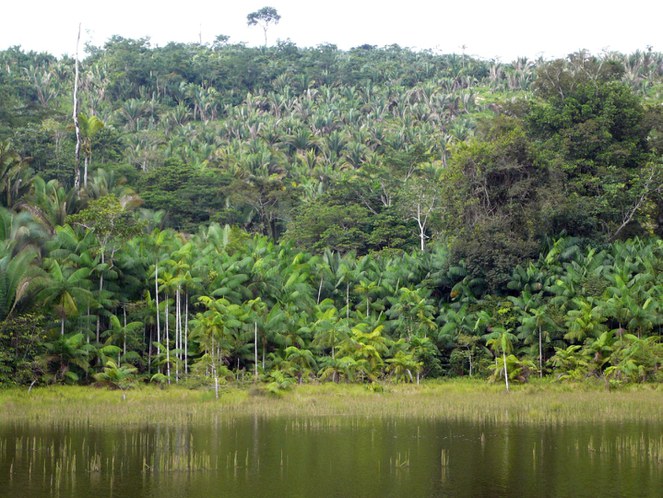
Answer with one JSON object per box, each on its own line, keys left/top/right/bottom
{"left": 1, "top": 379, "right": 661, "bottom": 428}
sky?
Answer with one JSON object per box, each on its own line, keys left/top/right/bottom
{"left": 3, "top": 0, "right": 661, "bottom": 61}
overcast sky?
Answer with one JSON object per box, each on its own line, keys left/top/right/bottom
{"left": 3, "top": 1, "right": 661, "bottom": 60}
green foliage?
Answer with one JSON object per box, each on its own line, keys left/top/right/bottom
{"left": 139, "top": 160, "right": 232, "bottom": 231}
{"left": 0, "top": 41, "right": 662, "bottom": 388}
{"left": 93, "top": 360, "right": 138, "bottom": 389}
{"left": 0, "top": 313, "right": 46, "bottom": 385}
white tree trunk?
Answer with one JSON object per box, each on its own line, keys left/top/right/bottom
{"left": 165, "top": 296, "right": 170, "bottom": 384}
{"left": 503, "top": 351, "right": 510, "bottom": 392}
{"left": 155, "top": 264, "right": 160, "bottom": 358}
{"left": 73, "top": 24, "right": 82, "bottom": 191}
{"left": 184, "top": 293, "right": 189, "bottom": 375}
{"left": 538, "top": 327, "right": 543, "bottom": 378}
{"left": 175, "top": 287, "right": 180, "bottom": 382}
{"left": 254, "top": 321, "right": 258, "bottom": 380}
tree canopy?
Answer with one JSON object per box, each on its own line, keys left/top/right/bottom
{"left": 0, "top": 41, "right": 661, "bottom": 388}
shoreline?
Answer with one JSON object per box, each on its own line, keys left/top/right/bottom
{"left": 2, "top": 380, "right": 662, "bottom": 426}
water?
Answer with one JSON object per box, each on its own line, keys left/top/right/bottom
{"left": 1, "top": 417, "right": 660, "bottom": 497}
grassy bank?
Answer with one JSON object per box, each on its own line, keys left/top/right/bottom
{"left": 1, "top": 379, "right": 662, "bottom": 427}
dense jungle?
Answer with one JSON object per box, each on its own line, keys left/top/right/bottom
{"left": 0, "top": 38, "right": 661, "bottom": 390}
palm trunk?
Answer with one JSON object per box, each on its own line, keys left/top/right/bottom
{"left": 73, "top": 24, "right": 81, "bottom": 191}
{"left": 317, "top": 276, "right": 323, "bottom": 304}
{"left": 503, "top": 351, "right": 510, "bottom": 392}
{"left": 468, "top": 349, "right": 473, "bottom": 377}
{"left": 254, "top": 321, "right": 258, "bottom": 381}
{"left": 184, "top": 292, "right": 189, "bottom": 375}
{"left": 147, "top": 326, "right": 152, "bottom": 372}
{"left": 175, "top": 287, "right": 180, "bottom": 382}
{"left": 96, "top": 251, "right": 104, "bottom": 344}
{"left": 83, "top": 155, "right": 89, "bottom": 189}
{"left": 122, "top": 305, "right": 127, "bottom": 364}
{"left": 165, "top": 296, "right": 170, "bottom": 384}
{"left": 154, "top": 263, "right": 160, "bottom": 358}
{"left": 538, "top": 327, "right": 543, "bottom": 378}
{"left": 418, "top": 204, "right": 426, "bottom": 252}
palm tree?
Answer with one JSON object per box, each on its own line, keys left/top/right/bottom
{"left": 34, "top": 259, "right": 93, "bottom": 335}
{"left": 284, "top": 346, "right": 317, "bottom": 383}
{"left": 19, "top": 177, "right": 72, "bottom": 234}
{"left": 78, "top": 113, "right": 105, "bottom": 188}
{"left": 0, "top": 240, "right": 40, "bottom": 321}
{"left": 483, "top": 326, "right": 517, "bottom": 392}
{"left": 0, "top": 140, "right": 32, "bottom": 208}
{"left": 43, "top": 332, "right": 95, "bottom": 383}
{"left": 102, "top": 313, "right": 143, "bottom": 365}
{"left": 517, "top": 304, "right": 556, "bottom": 377}
{"left": 386, "top": 348, "right": 422, "bottom": 383}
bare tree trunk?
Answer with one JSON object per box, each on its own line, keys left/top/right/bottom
{"left": 165, "top": 296, "right": 170, "bottom": 384}
{"left": 538, "top": 327, "right": 543, "bottom": 378}
{"left": 417, "top": 204, "right": 426, "bottom": 252}
{"left": 175, "top": 287, "right": 180, "bottom": 382}
{"left": 317, "top": 276, "right": 323, "bottom": 304}
{"left": 155, "top": 264, "right": 160, "bottom": 359}
{"left": 83, "top": 155, "right": 89, "bottom": 189}
{"left": 73, "top": 24, "right": 82, "bottom": 191}
{"left": 96, "top": 250, "right": 105, "bottom": 344}
{"left": 254, "top": 321, "right": 258, "bottom": 381}
{"left": 503, "top": 351, "right": 510, "bottom": 392}
{"left": 468, "top": 349, "right": 473, "bottom": 377}
{"left": 184, "top": 293, "right": 188, "bottom": 375}
{"left": 122, "top": 304, "right": 127, "bottom": 363}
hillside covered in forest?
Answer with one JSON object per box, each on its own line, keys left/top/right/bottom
{"left": 0, "top": 39, "right": 661, "bottom": 388}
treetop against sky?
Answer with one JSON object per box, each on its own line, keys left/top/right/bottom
{"left": 2, "top": 1, "right": 660, "bottom": 60}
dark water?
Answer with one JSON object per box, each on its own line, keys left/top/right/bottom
{"left": 0, "top": 417, "right": 660, "bottom": 497}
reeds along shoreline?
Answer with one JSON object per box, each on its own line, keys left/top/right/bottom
{"left": 1, "top": 380, "right": 662, "bottom": 427}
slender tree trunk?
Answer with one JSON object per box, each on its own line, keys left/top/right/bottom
{"left": 165, "top": 296, "right": 170, "bottom": 383}
{"left": 175, "top": 287, "right": 180, "bottom": 382}
{"left": 155, "top": 263, "right": 160, "bottom": 358}
{"left": 538, "top": 327, "right": 543, "bottom": 378}
{"left": 468, "top": 349, "right": 473, "bottom": 377}
{"left": 184, "top": 292, "right": 188, "bottom": 375}
{"left": 503, "top": 351, "right": 510, "bottom": 392}
{"left": 96, "top": 251, "right": 104, "bottom": 344}
{"left": 73, "top": 24, "right": 82, "bottom": 191}
{"left": 317, "top": 276, "right": 323, "bottom": 304}
{"left": 417, "top": 204, "right": 426, "bottom": 252}
{"left": 346, "top": 282, "right": 350, "bottom": 320}
{"left": 331, "top": 329, "right": 335, "bottom": 360}
{"left": 211, "top": 348, "right": 219, "bottom": 399}
{"left": 122, "top": 305, "right": 127, "bottom": 363}
{"left": 83, "top": 155, "right": 89, "bottom": 189}
{"left": 147, "top": 326, "right": 152, "bottom": 373}
{"left": 254, "top": 321, "right": 258, "bottom": 381}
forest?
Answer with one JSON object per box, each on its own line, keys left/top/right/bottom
{"left": 0, "top": 37, "right": 661, "bottom": 391}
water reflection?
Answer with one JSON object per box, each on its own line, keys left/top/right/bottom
{"left": 0, "top": 417, "right": 660, "bottom": 497}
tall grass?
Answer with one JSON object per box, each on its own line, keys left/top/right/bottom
{"left": 1, "top": 379, "right": 661, "bottom": 427}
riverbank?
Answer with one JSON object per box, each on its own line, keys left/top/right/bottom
{"left": 1, "top": 379, "right": 661, "bottom": 427}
